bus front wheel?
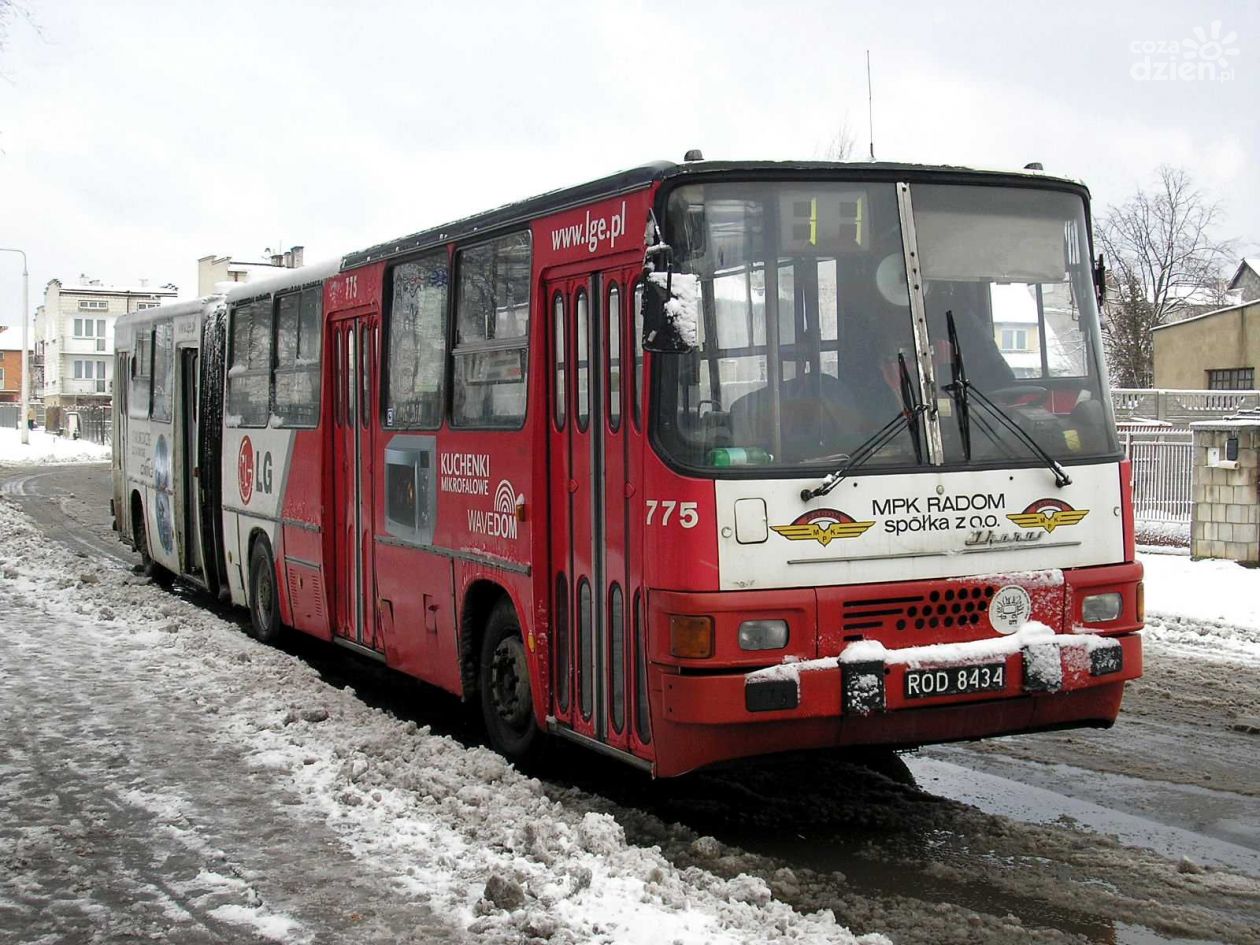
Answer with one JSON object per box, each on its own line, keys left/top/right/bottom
{"left": 479, "top": 603, "right": 540, "bottom": 762}
{"left": 248, "top": 538, "right": 284, "bottom": 645}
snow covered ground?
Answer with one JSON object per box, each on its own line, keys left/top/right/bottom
{"left": 1140, "top": 551, "right": 1260, "bottom": 664}
{"left": 0, "top": 426, "right": 111, "bottom": 466}
{"left": 6, "top": 462, "right": 1260, "bottom": 945}
{"left": 0, "top": 496, "right": 883, "bottom": 945}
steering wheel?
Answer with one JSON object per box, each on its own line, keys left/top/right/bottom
{"left": 777, "top": 397, "right": 860, "bottom": 463}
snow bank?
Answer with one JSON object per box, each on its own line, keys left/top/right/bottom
{"left": 0, "top": 425, "right": 111, "bottom": 466}
{"left": 0, "top": 497, "right": 885, "bottom": 945}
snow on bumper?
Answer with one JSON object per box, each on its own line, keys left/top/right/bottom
{"left": 660, "top": 623, "right": 1141, "bottom": 725}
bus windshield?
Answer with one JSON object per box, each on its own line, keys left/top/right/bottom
{"left": 652, "top": 179, "right": 1117, "bottom": 474}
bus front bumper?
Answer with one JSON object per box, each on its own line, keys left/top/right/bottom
{"left": 664, "top": 630, "right": 1140, "bottom": 723}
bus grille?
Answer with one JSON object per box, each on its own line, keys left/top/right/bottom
{"left": 841, "top": 584, "right": 997, "bottom": 634}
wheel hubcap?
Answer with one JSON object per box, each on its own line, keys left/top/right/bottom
{"left": 256, "top": 569, "right": 272, "bottom": 627}
{"left": 489, "top": 637, "right": 531, "bottom": 730}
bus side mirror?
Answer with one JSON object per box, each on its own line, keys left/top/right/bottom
{"left": 1094, "top": 253, "right": 1106, "bottom": 308}
{"left": 640, "top": 269, "right": 700, "bottom": 354}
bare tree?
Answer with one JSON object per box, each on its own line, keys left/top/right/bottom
{"left": 1, "top": 1, "right": 38, "bottom": 57}
{"left": 1098, "top": 166, "right": 1233, "bottom": 388}
{"left": 817, "top": 120, "right": 858, "bottom": 162}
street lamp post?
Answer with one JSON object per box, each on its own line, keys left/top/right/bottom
{"left": 0, "top": 248, "right": 31, "bottom": 445}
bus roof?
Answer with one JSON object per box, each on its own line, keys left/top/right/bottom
{"left": 340, "top": 159, "right": 1089, "bottom": 270}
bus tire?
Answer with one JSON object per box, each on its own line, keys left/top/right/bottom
{"left": 134, "top": 501, "right": 173, "bottom": 589}
{"left": 479, "top": 602, "right": 540, "bottom": 762}
{"left": 248, "top": 537, "right": 284, "bottom": 645}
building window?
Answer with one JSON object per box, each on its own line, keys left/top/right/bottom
{"left": 384, "top": 253, "right": 447, "bottom": 430}
{"left": 73, "top": 318, "right": 105, "bottom": 338}
{"left": 78, "top": 299, "right": 108, "bottom": 311}
{"left": 1207, "top": 368, "right": 1255, "bottom": 390}
{"left": 136, "top": 302, "right": 160, "bottom": 311}
{"left": 1000, "top": 328, "right": 1029, "bottom": 352}
{"left": 0, "top": 368, "right": 5, "bottom": 388}
{"left": 77, "top": 359, "right": 107, "bottom": 392}
{"left": 451, "top": 231, "right": 531, "bottom": 428}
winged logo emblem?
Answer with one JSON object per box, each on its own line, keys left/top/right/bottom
{"left": 1007, "top": 499, "right": 1090, "bottom": 534}
{"left": 771, "top": 508, "right": 875, "bottom": 546}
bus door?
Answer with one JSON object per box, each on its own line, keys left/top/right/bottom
{"left": 112, "top": 350, "right": 129, "bottom": 534}
{"left": 330, "top": 313, "right": 381, "bottom": 653}
{"left": 178, "top": 347, "right": 204, "bottom": 577}
{"left": 546, "top": 262, "right": 642, "bottom": 752}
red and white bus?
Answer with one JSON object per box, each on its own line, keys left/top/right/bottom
{"left": 113, "top": 159, "right": 1143, "bottom": 777}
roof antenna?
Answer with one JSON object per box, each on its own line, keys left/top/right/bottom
{"left": 866, "top": 50, "right": 876, "bottom": 162}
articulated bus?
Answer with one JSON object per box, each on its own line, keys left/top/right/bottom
{"left": 112, "top": 159, "right": 1143, "bottom": 777}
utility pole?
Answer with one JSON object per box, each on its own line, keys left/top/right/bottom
{"left": 0, "top": 248, "right": 31, "bottom": 445}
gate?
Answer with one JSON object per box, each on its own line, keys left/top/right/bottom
{"left": 1122, "top": 427, "right": 1192, "bottom": 543}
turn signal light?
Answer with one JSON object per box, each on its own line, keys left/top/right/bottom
{"left": 669, "top": 615, "right": 714, "bottom": 659}
{"left": 1136, "top": 581, "right": 1145, "bottom": 623}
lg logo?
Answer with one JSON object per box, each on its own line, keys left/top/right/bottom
{"left": 237, "top": 436, "right": 273, "bottom": 504}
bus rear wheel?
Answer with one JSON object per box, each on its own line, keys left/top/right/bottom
{"left": 248, "top": 538, "right": 285, "bottom": 645}
{"left": 479, "top": 603, "right": 540, "bottom": 762}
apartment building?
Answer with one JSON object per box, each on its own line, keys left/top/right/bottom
{"left": 35, "top": 276, "right": 177, "bottom": 429}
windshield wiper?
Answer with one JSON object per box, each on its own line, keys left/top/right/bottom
{"left": 942, "top": 310, "right": 1072, "bottom": 488}
{"left": 801, "top": 353, "right": 925, "bottom": 502}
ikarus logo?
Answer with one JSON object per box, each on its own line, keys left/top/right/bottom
{"left": 771, "top": 508, "right": 875, "bottom": 547}
{"left": 1007, "top": 499, "right": 1090, "bottom": 534}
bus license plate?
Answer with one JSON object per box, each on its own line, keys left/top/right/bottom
{"left": 904, "top": 663, "right": 1005, "bottom": 699}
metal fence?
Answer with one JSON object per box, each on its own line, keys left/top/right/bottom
{"left": 1121, "top": 427, "right": 1193, "bottom": 533}
{"left": 73, "top": 406, "right": 112, "bottom": 446}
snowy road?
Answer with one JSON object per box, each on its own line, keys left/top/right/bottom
{"left": 2, "top": 464, "right": 1260, "bottom": 945}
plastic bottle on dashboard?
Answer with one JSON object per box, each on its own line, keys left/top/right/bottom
{"left": 708, "top": 447, "right": 773, "bottom": 467}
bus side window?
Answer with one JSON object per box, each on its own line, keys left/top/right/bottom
{"left": 575, "top": 289, "right": 589, "bottom": 431}
{"left": 273, "top": 287, "right": 322, "bottom": 428}
{"left": 385, "top": 253, "right": 447, "bottom": 430}
{"left": 607, "top": 283, "right": 621, "bottom": 431}
{"left": 451, "top": 231, "right": 531, "bottom": 428}
{"left": 128, "top": 331, "right": 153, "bottom": 419}
{"left": 151, "top": 321, "right": 174, "bottom": 423}
{"left": 632, "top": 281, "right": 644, "bottom": 431}
{"left": 227, "top": 299, "right": 273, "bottom": 427}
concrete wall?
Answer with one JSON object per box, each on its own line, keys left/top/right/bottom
{"left": 1153, "top": 301, "right": 1260, "bottom": 389}
{"left": 1191, "top": 422, "right": 1260, "bottom": 564}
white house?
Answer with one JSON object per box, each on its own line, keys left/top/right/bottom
{"left": 197, "top": 246, "right": 305, "bottom": 296}
{"left": 35, "top": 276, "right": 177, "bottom": 429}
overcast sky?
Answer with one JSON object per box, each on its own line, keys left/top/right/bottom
{"left": 0, "top": 0, "right": 1255, "bottom": 331}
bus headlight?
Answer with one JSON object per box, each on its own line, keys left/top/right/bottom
{"left": 669, "top": 615, "right": 714, "bottom": 659}
{"left": 1082, "top": 592, "right": 1122, "bottom": 624}
{"left": 738, "top": 619, "right": 789, "bottom": 650}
